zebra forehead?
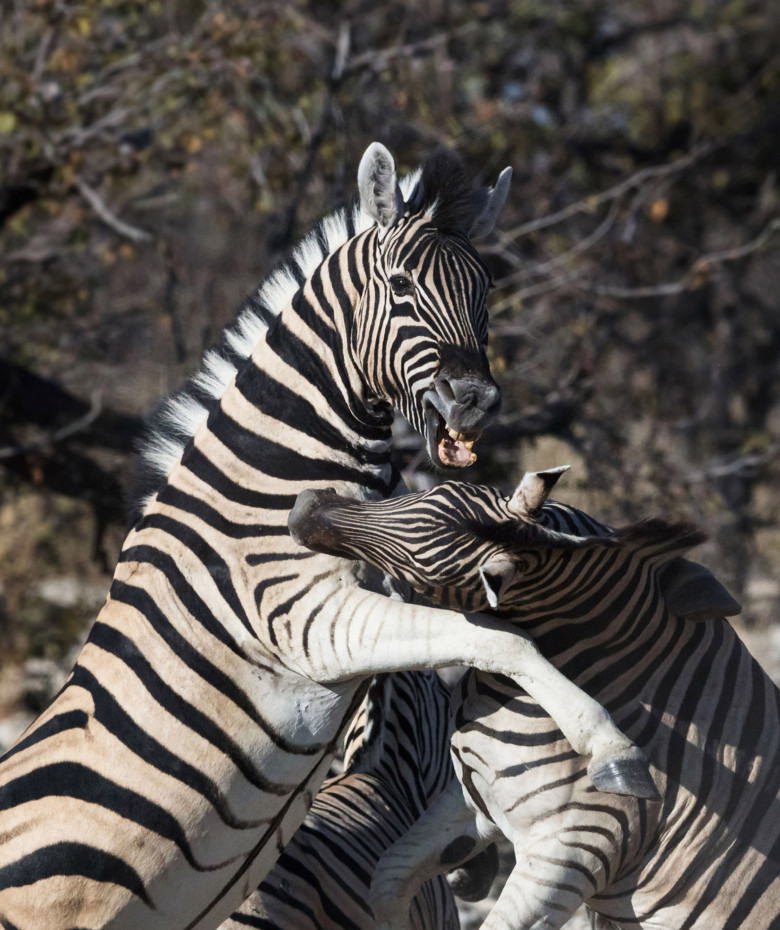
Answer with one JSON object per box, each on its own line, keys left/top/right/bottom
{"left": 382, "top": 211, "right": 491, "bottom": 279}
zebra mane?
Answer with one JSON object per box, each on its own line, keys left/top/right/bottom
{"left": 414, "top": 149, "right": 480, "bottom": 234}
{"left": 615, "top": 518, "right": 707, "bottom": 554}
{"left": 127, "top": 166, "right": 423, "bottom": 526}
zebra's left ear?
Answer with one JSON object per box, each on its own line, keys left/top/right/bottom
{"left": 469, "top": 166, "right": 512, "bottom": 239}
{"left": 478, "top": 557, "right": 516, "bottom": 608}
{"left": 358, "top": 142, "right": 404, "bottom": 230}
{"left": 508, "top": 465, "right": 570, "bottom": 519}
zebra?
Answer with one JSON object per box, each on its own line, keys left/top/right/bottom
{"left": 287, "top": 468, "right": 779, "bottom": 930}
{"left": 219, "top": 669, "right": 498, "bottom": 930}
{"left": 0, "top": 142, "right": 635, "bottom": 930}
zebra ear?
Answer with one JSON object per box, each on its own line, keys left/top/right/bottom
{"left": 478, "top": 558, "right": 516, "bottom": 609}
{"left": 508, "top": 465, "right": 570, "bottom": 518}
{"left": 658, "top": 557, "right": 742, "bottom": 621}
{"left": 358, "top": 142, "right": 404, "bottom": 230}
{"left": 469, "top": 166, "right": 512, "bottom": 239}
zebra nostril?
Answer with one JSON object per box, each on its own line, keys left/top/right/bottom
{"left": 483, "top": 382, "right": 501, "bottom": 413}
{"left": 435, "top": 377, "right": 456, "bottom": 403}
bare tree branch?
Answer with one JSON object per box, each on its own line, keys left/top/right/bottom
{"left": 0, "top": 394, "right": 103, "bottom": 461}
{"left": 594, "top": 217, "right": 780, "bottom": 299}
{"left": 498, "top": 142, "right": 715, "bottom": 242}
{"left": 494, "top": 198, "right": 622, "bottom": 290}
{"left": 685, "top": 445, "right": 779, "bottom": 484}
{"left": 73, "top": 176, "right": 153, "bottom": 243}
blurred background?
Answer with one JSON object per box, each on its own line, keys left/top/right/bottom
{"left": 1, "top": 0, "right": 779, "bottom": 835}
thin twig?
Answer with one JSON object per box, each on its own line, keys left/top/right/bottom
{"left": 489, "top": 270, "right": 584, "bottom": 316}
{"left": 594, "top": 217, "right": 780, "bottom": 299}
{"left": 74, "top": 176, "right": 153, "bottom": 243}
{"left": 345, "top": 32, "right": 448, "bottom": 73}
{"left": 685, "top": 445, "right": 779, "bottom": 484}
{"left": 499, "top": 142, "right": 715, "bottom": 242}
{"left": 495, "top": 198, "right": 622, "bottom": 290}
{"left": 0, "top": 393, "right": 103, "bottom": 460}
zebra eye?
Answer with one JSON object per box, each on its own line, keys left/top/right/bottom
{"left": 389, "top": 274, "right": 415, "bottom": 297}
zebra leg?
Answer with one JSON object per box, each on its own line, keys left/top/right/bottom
{"left": 446, "top": 841, "right": 499, "bottom": 901}
{"left": 587, "top": 910, "right": 623, "bottom": 930}
{"left": 371, "top": 777, "right": 499, "bottom": 930}
{"left": 507, "top": 668, "right": 659, "bottom": 800}
{"left": 479, "top": 841, "right": 601, "bottom": 930}
{"left": 302, "top": 587, "right": 656, "bottom": 799}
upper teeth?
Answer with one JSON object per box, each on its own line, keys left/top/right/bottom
{"left": 447, "top": 427, "right": 474, "bottom": 443}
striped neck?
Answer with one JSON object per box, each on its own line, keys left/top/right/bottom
{"left": 145, "top": 228, "right": 398, "bottom": 529}
{"left": 523, "top": 547, "right": 688, "bottom": 689}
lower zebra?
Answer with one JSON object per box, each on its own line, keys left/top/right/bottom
{"left": 289, "top": 468, "right": 778, "bottom": 930}
{"left": 220, "top": 670, "right": 497, "bottom": 930}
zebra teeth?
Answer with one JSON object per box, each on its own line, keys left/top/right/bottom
{"left": 445, "top": 427, "right": 479, "bottom": 444}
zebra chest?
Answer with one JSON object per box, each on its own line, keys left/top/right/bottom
{"left": 254, "top": 671, "right": 363, "bottom": 750}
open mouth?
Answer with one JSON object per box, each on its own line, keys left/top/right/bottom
{"left": 424, "top": 405, "right": 481, "bottom": 468}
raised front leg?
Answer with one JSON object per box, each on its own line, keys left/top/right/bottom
{"left": 371, "top": 777, "right": 499, "bottom": 930}
{"left": 295, "top": 584, "right": 657, "bottom": 799}
{"left": 508, "top": 668, "right": 657, "bottom": 800}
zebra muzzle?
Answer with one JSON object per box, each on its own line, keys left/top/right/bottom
{"left": 288, "top": 488, "right": 357, "bottom": 558}
{"left": 423, "top": 363, "right": 500, "bottom": 468}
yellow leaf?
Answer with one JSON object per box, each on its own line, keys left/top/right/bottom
{"left": 648, "top": 199, "right": 669, "bottom": 223}
{"left": 76, "top": 16, "right": 91, "bottom": 36}
{"left": 0, "top": 112, "right": 17, "bottom": 134}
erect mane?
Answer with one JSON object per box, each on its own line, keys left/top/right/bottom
{"left": 413, "top": 149, "right": 479, "bottom": 234}
{"left": 615, "top": 518, "right": 707, "bottom": 554}
{"left": 127, "top": 168, "right": 423, "bottom": 526}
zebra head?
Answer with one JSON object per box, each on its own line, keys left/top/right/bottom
{"left": 352, "top": 143, "right": 511, "bottom": 468}
{"left": 288, "top": 468, "right": 740, "bottom": 620}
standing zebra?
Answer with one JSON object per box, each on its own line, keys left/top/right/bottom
{"left": 220, "top": 670, "right": 497, "bottom": 930}
{"left": 0, "top": 143, "right": 628, "bottom": 930}
{"left": 288, "top": 470, "right": 777, "bottom": 930}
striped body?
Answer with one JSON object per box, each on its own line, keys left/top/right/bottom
{"left": 220, "top": 671, "right": 462, "bottom": 930}
{"left": 0, "top": 146, "right": 527, "bottom": 929}
{"left": 290, "top": 477, "right": 780, "bottom": 929}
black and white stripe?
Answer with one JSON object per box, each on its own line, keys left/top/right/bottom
{"left": 220, "top": 670, "right": 497, "bottom": 930}
{"left": 288, "top": 470, "right": 776, "bottom": 930}
{"left": 0, "top": 143, "right": 534, "bottom": 930}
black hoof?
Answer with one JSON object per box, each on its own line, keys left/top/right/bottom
{"left": 590, "top": 758, "right": 660, "bottom": 800}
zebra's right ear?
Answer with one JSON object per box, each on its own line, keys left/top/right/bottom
{"left": 469, "top": 166, "right": 512, "bottom": 239}
{"left": 358, "top": 142, "right": 404, "bottom": 230}
{"left": 478, "top": 558, "right": 516, "bottom": 609}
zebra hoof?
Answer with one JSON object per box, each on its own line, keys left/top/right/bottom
{"left": 590, "top": 758, "right": 660, "bottom": 800}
